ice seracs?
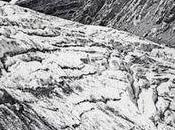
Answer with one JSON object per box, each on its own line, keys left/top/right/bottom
{"left": 0, "top": 1, "right": 175, "bottom": 130}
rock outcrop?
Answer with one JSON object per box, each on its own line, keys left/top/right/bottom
{"left": 0, "top": 1, "right": 175, "bottom": 130}
{"left": 10, "top": 0, "right": 175, "bottom": 48}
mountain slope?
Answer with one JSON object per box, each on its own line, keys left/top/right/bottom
{"left": 0, "top": 1, "right": 175, "bottom": 130}
{"left": 10, "top": 0, "right": 175, "bottom": 48}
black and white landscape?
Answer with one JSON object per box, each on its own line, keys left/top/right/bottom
{"left": 0, "top": 0, "right": 175, "bottom": 130}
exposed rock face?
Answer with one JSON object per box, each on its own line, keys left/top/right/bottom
{"left": 10, "top": 0, "right": 175, "bottom": 47}
{"left": 0, "top": 1, "right": 175, "bottom": 130}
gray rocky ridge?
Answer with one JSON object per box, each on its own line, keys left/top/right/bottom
{"left": 0, "top": 1, "right": 175, "bottom": 130}
{"left": 7, "top": 0, "right": 175, "bottom": 48}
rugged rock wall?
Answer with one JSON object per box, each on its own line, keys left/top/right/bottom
{"left": 0, "top": 1, "right": 175, "bottom": 130}
{"left": 10, "top": 0, "right": 175, "bottom": 47}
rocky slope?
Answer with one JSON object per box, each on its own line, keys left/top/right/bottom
{"left": 0, "top": 1, "right": 175, "bottom": 130}
{"left": 8, "top": 0, "right": 175, "bottom": 48}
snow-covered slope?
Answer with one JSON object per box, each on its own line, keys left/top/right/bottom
{"left": 9, "top": 0, "right": 175, "bottom": 48}
{"left": 0, "top": 1, "right": 175, "bottom": 130}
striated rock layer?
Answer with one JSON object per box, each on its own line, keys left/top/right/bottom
{"left": 10, "top": 0, "right": 175, "bottom": 48}
{"left": 0, "top": 1, "right": 175, "bottom": 130}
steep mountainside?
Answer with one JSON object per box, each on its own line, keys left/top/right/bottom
{"left": 8, "top": 0, "right": 175, "bottom": 47}
{"left": 0, "top": 1, "right": 175, "bottom": 130}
